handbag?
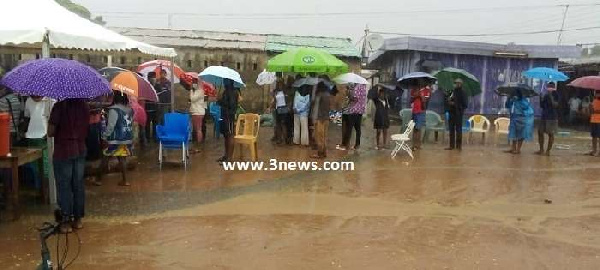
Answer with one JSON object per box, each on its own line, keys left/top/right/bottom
{"left": 276, "top": 106, "right": 290, "bottom": 115}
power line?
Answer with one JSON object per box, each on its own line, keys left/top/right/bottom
{"left": 371, "top": 25, "right": 600, "bottom": 38}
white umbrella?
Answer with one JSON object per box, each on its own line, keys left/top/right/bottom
{"left": 256, "top": 69, "right": 276, "bottom": 85}
{"left": 199, "top": 66, "right": 245, "bottom": 88}
{"left": 334, "top": 73, "right": 370, "bottom": 85}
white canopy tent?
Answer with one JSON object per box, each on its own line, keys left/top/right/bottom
{"left": 0, "top": 0, "right": 178, "bottom": 205}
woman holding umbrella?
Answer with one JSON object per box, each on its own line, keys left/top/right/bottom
{"left": 505, "top": 88, "right": 534, "bottom": 155}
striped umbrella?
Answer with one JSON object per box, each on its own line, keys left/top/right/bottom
{"left": 137, "top": 60, "right": 185, "bottom": 83}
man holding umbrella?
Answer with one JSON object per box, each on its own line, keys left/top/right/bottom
{"left": 445, "top": 78, "right": 468, "bottom": 150}
{"left": 537, "top": 82, "right": 560, "bottom": 156}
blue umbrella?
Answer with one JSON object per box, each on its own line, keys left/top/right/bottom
{"left": 397, "top": 72, "right": 437, "bottom": 88}
{"left": 523, "top": 67, "right": 568, "bottom": 82}
{"left": 1, "top": 58, "right": 110, "bottom": 100}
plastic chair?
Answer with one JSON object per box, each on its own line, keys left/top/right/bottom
{"left": 423, "top": 110, "right": 445, "bottom": 143}
{"left": 209, "top": 102, "right": 221, "bottom": 139}
{"left": 399, "top": 108, "right": 412, "bottom": 132}
{"left": 234, "top": 113, "right": 260, "bottom": 161}
{"left": 494, "top": 117, "right": 510, "bottom": 145}
{"left": 468, "top": 115, "right": 491, "bottom": 144}
{"left": 391, "top": 120, "right": 416, "bottom": 159}
{"left": 156, "top": 113, "right": 191, "bottom": 169}
{"left": 444, "top": 112, "right": 471, "bottom": 143}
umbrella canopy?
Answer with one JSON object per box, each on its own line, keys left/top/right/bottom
{"left": 256, "top": 70, "right": 277, "bottom": 85}
{"left": 99, "top": 67, "right": 158, "bottom": 102}
{"left": 199, "top": 66, "right": 245, "bottom": 88}
{"left": 433, "top": 67, "right": 481, "bottom": 97}
{"left": 397, "top": 72, "right": 437, "bottom": 88}
{"left": 495, "top": 83, "right": 538, "bottom": 98}
{"left": 130, "top": 99, "right": 147, "bottom": 125}
{"left": 137, "top": 60, "right": 185, "bottom": 83}
{"left": 292, "top": 78, "right": 334, "bottom": 89}
{"left": 0, "top": 0, "right": 176, "bottom": 57}
{"left": 568, "top": 76, "right": 600, "bottom": 91}
{"left": 333, "top": 73, "right": 370, "bottom": 85}
{"left": 267, "top": 47, "right": 348, "bottom": 74}
{"left": 182, "top": 72, "right": 217, "bottom": 97}
{"left": 0, "top": 58, "right": 110, "bottom": 100}
{"left": 523, "top": 67, "right": 568, "bottom": 82}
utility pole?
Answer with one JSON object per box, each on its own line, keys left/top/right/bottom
{"left": 557, "top": 4, "right": 570, "bottom": 45}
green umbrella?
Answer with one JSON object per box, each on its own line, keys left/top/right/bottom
{"left": 433, "top": 67, "right": 481, "bottom": 97}
{"left": 267, "top": 47, "right": 349, "bottom": 74}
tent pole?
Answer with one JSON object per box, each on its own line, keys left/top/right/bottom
{"left": 107, "top": 55, "right": 113, "bottom": 67}
{"left": 42, "top": 32, "right": 57, "bottom": 205}
{"left": 170, "top": 56, "right": 175, "bottom": 112}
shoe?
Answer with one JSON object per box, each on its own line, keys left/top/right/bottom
{"left": 72, "top": 219, "right": 83, "bottom": 230}
{"left": 60, "top": 223, "right": 73, "bottom": 234}
{"left": 336, "top": 145, "right": 347, "bottom": 151}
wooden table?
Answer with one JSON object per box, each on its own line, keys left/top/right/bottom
{"left": 0, "top": 147, "right": 47, "bottom": 221}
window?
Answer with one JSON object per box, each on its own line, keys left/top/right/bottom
{"left": 137, "top": 57, "right": 142, "bottom": 64}
{"left": 253, "top": 63, "right": 258, "bottom": 71}
{"left": 68, "top": 54, "right": 73, "bottom": 60}
{"left": 36, "top": 54, "right": 40, "bottom": 59}
{"left": 120, "top": 56, "right": 126, "bottom": 65}
{"left": 220, "top": 61, "right": 225, "bottom": 66}
{"left": 86, "top": 55, "right": 91, "bottom": 63}
{"left": 51, "top": 53, "right": 56, "bottom": 58}
{"left": 187, "top": 60, "right": 193, "bottom": 68}
{"left": 103, "top": 56, "right": 108, "bottom": 63}
{"left": 236, "top": 62, "right": 241, "bottom": 70}
{"left": 18, "top": 54, "right": 22, "bottom": 60}
{"left": 204, "top": 60, "right": 208, "bottom": 67}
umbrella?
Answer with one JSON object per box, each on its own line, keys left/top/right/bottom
{"left": 183, "top": 72, "right": 217, "bottom": 97}
{"left": 256, "top": 70, "right": 277, "bottom": 85}
{"left": 523, "top": 67, "right": 568, "bottom": 82}
{"left": 333, "top": 73, "right": 370, "bottom": 85}
{"left": 397, "top": 72, "right": 437, "bottom": 88}
{"left": 0, "top": 58, "right": 110, "bottom": 100}
{"left": 495, "top": 83, "right": 538, "bottom": 97}
{"left": 432, "top": 67, "right": 481, "bottom": 97}
{"left": 267, "top": 47, "right": 348, "bottom": 74}
{"left": 292, "top": 77, "right": 334, "bottom": 89}
{"left": 99, "top": 67, "right": 158, "bottom": 102}
{"left": 568, "top": 76, "right": 600, "bottom": 91}
{"left": 130, "top": 99, "right": 147, "bottom": 125}
{"left": 199, "top": 66, "right": 245, "bottom": 88}
{"left": 137, "top": 60, "right": 185, "bottom": 83}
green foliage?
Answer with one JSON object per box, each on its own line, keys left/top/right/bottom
{"left": 55, "top": 0, "right": 106, "bottom": 25}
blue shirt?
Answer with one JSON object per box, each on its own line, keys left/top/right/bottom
{"left": 540, "top": 92, "right": 559, "bottom": 120}
{"left": 293, "top": 92, "right": 310, "bottom": 117}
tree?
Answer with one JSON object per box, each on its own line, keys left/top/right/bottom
{"left": 55, "top": 0, "right": 106, "bottom": 25}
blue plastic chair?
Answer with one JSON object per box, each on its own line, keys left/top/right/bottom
{"left": 156, "top": 113, "right": 191, "bottom": 169}
{"left": 209, "top": 102, "right": 221, "bottom": 139}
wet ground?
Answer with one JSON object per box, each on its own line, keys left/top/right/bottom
{"left": 1, "top": 124, "right": 600, "bottom": 269}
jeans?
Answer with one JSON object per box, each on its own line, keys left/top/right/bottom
{"left": 293, "top": 114, "right": 309, "bottom": 145}
{"left": 341, "top": 114, "right": 362, "bottom": 148}
{"left": 54, "top": 155, "right": 86, "bottom": 221}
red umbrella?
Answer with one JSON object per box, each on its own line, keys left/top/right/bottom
{"left": 185, "top": 72, "right": 217, "bottom": 97}
{"left": 568, "top": 76, "right": 600, "bottom": 91}
{"left": 138, "top": 60, "right": 185, "bottom": 83}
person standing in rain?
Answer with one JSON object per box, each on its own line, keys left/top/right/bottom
{"left": 293, "top": 85, "right": 310, "bottom": 146}
{"left": 95, "top": 94, "right": 134, "bottom": 187}
{"left": 217, "top": 78, "right": 238, "bottom": 163}
{"left": 410, "top": 80, "right": 431, "bottom": 150}
{"left": 505, "top": 89, "right": 534, "bottom": 155}
{"left": 48, "top": 98, "right": 90, "bottom": 233}
{"left": 338, "top": 83, "right": 367, "bottom": 151}
{"left": 311, "top": 82, "right": 331, "bottom": 159}
{"left": 372, "top": 85, "right": 390, "bottom": 150}
{"left": 537, "top": 82, "right": 560, "bottom": 156}
{"left": 155, "top": 69, "right": 171, "bottom": 125}
{"left": 23, "top": 95, "right": 53, "bottom": 186}
{"left": 445, "top": 78, "right": 468, "bottom": 150}
{"left": 586, "top": 90, "right": 600, "bottom": 156}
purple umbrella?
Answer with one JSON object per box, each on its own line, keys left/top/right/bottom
{"left": 0, "top": 58, "right": 110, "bottom": 100}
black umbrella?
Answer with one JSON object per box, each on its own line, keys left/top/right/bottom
{"left": 495, "top": 83, "right": 538, "bottom": 97}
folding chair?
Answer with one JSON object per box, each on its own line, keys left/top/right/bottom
{"left": 156, "top": 113, "right": 191, "bottom": 169}
{"left": 391, "top": 120, "right": 416, "bottom": 159}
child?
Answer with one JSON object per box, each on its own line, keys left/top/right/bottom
{"left": 372, "top": 86, "right": 390, "bottom": 150}
{"left": 587, "top": 91, "right": 600, "bottom": 156}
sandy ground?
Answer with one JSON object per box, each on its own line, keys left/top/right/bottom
{"left": 1, "top": 125, "right": 600, "bottom": 269}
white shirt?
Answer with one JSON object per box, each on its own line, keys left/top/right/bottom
{"left": 570, "top": 98, "right": 581, "bottom": 112}
{"left": 275, "top": 91, "right": 286, "bottom": 107}
{"left": 24, "top": 98, "right": 53, "bottom": 139}
{"left": 189, "top": 87, "right": 206, "bottom": 115}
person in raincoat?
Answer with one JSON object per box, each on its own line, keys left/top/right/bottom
{"left": 505, "top": 88, "right": 534, "bottom": 155}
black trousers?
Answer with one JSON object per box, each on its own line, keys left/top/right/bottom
{"left": 448, "top": 110, "right": 464, "bottom": 149}
{"left": 341, "top": 113, "right": 362, "bottom": 148}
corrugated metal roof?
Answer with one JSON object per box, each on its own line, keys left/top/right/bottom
{"left": 369, "top": 36, "right": 582, "bottom": 63}
{"left": 111, "top": 27, "right": 361, "bottom": 58}
{"left": 265, "top": 35, "right": 360, "bottom": 58}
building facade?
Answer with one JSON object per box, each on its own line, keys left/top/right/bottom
{"left": 368, "top": 37, "right": 581, "bottom": 115}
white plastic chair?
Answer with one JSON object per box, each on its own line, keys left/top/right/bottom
{"left": 391, "top": 120, "right": 416, "bottom": 159}
{"left": 468, "top": 115, "right": 491, "bottom": 144}
{"left": 494, "top": 117, "right": 510, "bottom": 145}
